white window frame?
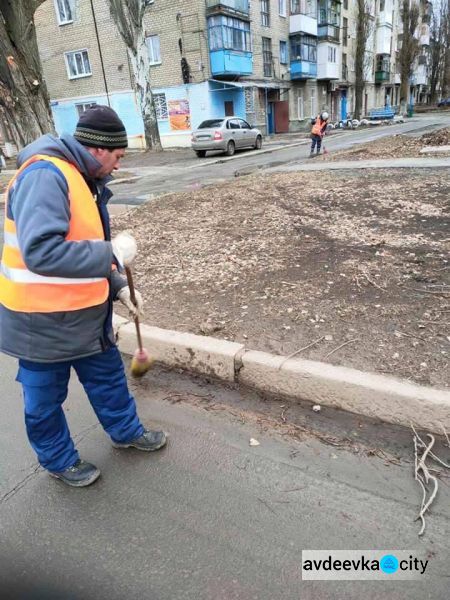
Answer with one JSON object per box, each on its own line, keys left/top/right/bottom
{"left": 54, "top": 0, "right": 74, "bottom": 26}
{"left": 153, "top": 93, "right": 168, "bottom": 120}
{"left": 328, "top": 46, "right": 336, "bottom": 63}
{"left": 298, "top": 94, "right": 304, "bottom": 119}
{"left": 279, "top": 40, "right": 288, "bottom": 64}
{"left": 279, "top": 0, "right": 287, "bottom": 17}
{"left": 75, "top": 102, "right": 97, "bottom": 117}
{"left": 310, "top": 88, "right": 316, "bottom": 117}
{"left": 261, "top": 0, "right": 270, "bottom": 27}
{"left": 64, "top": 50, "right": 92, "bottom": 80}
{"left": 146, "top": 35, "right": 162, "bottom": 66}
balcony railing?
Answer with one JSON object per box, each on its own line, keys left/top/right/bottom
{"left": 375, "top": 70, "right": 390, "bottom": 83}
{"left": 206, "top": 0, "right": 249, "bottom": 17}
{"left": 318, "top": 24, "right": 339, "bottom": 41}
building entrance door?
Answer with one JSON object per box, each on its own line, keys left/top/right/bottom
{"left": 340, "top": 90, "right": 347, "bottom": 120}
{"left": 224, "top": 101, "right": 234, "bottom": 116}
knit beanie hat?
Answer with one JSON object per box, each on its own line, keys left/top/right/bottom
{"left": 74, "top": 105, "right": 128, "bottom": 149}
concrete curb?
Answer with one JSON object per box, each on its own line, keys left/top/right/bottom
{"left": 114, "top": 315, "right": 450, "bottom": 433}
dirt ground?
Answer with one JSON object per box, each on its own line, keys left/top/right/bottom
{"left": 112, "top": 167, "right": 450, "bottom": 389}
{"left": 324, "top": 127, "right": 450, "bottom": 161}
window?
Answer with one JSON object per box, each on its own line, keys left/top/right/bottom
{"left": 343, "top": 17, "right": 348, "bottom": 47}
{"left": 54, "top": 0, "right": 73, "bottom": 25}
{"left": 298, "top": 93, "right": 304, "bottom": 119}
{"left": 262, "top": 37, "right": 273, "bottom": 77}
{"left": 310, "top": 88, "right": 317, "bottom": 118}
{"left": 290, "top": 34, "right": 317, "bottom": 62}
{"left": 208, "top": 16, "right": 251, "bottom": 52}
{"left": 290, "top": 0, "right": 316, "bottom": 17}
{"left": 342, "top": 52, "right": 347, "bottom": 79}
{"left": 261, "top": 0, "right": 270, "bottom": 27}
{"left": 146, "top": 35, "right": 161, "bottom": 65}
{"left": 343, "top": 0, "right": 348, "bottom": 9}
{"left": 380, "top": 0, "right": 385, "bottom": 11}
{"left": 75, "top": 102, "right": 97, "bottom": 117}
{"left": 245, "top": 87, "right": 255, "bottom": 113}
{"left": 238, "top": 119, "right": 252, "bottom": 129}
{"left": 65, "top": 50, "right": 92, "bottom": 79}
{"left": 199, "top": 119, "right": 225, "bottom": 128}
{"left": 328, "top": 46, "right": 337, "bottom": 62}
{"left": 279, "top": 0, "right": 287, "bottom": 16}
{"left": 280, "top": 41, "right": 288, "bottom": 64}
{"left": 228, "top": 119, "right": 241, "bottom": 129}
{"left": 153, "top": 93, "right": 168, "bottom": 119}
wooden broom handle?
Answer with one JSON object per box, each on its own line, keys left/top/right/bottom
{"left": 125, "top": 266, "right": 144, "bottom": 351}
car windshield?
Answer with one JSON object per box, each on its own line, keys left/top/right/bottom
{"left": 198, "top": 119, "right": 224, "bottom": 129}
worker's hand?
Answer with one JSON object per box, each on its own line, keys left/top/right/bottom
{"left": 111, "top": 231, "right": 137, "bottom": 268}
{"left": 117, "top": 286, "right": 144, "bottom": 318}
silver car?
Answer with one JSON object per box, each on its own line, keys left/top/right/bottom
{"left": 191, "top": 117, "right": 263, "bottom": 158}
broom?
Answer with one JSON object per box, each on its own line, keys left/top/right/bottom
{"left": 125, "top": 266, "right": 153, "bottom": 377}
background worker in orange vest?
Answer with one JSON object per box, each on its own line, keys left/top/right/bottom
{"left": 0, "top": 106, "right": 167, "bottom": 487}
{"left": 310, "top": 111, "right": 329, "bottom": 157}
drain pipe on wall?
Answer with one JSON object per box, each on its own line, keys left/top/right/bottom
{"left": 265, "top": 87, "right": 269, "bottom": 136}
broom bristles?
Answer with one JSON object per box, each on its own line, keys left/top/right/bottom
{"left": 130, "top": 348, "right": 153, "bottom": 377}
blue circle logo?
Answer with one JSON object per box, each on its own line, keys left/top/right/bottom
{"left": 380, "top": 554, "right": 399, "bottom": 574}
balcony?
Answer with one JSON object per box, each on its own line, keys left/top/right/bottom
{"left": 208, "top": 19, "right": 252, "bottom": 76}
{"left": 375, "top": 70, "right": 390, "bottom": 83}
{"left": 290, "top": 59, "right": 317, "bottom": 79}
{"left": 210, "top": 50, "right": 253, "bottom": 76}
{"left": 375, "top": 53, "right": 390, "bottom": 83}
{"left": 318, "top": 23, "right": 339, "bottom": 41}
{"left": 317, "top": 61, "right": 339, "bottom": 79}
{"left": 290, "top": 14, "right": 317, "bottom": 36}
{"left": 206, "top": 0, "right": 249, "bottom": 18}
{"left": 419, "top": 24, "right": 430, "bottom": 46}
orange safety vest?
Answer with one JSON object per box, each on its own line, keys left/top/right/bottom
{"left": 0, "top": 154, "right": 110, "bottom": 313}
{"left": 311, "top": 116, "right": 326, "bottom": 136}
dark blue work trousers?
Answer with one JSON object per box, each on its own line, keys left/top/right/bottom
{"left": 16, "top": 346, "right": 145, "bottom": 473}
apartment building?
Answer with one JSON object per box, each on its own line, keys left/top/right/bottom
{"left": 35, "top": 0, "right": 432, "bottom": 148}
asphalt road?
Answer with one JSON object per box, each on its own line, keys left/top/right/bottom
{"left": 110, "top": 113, "right": 450, "bottom": 203}
{"left": 1, "top": 353, "right": 450, "bottom": 599}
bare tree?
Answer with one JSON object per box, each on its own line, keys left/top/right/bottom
{"left": 0, "top": 0, "right": 55, "bottom": 150}
{"left": 107, "top": 0, "right": 162, "bottom": 151}
{"left": 354, "top": 0, "right": 372, "bottom": 119}
{"left": 442, "top": 0, "right": 450, "bottom": 97}
{"left": 429, "top": 1, "right": 446, "bottom": 103}
{"left": 399, "top": 0, "right": 420, "bottom": 114}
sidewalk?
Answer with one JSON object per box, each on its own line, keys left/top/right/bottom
{"left": 270, "top": 156, "right": 450, "bottom": 172}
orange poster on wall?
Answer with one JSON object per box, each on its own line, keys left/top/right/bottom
{"left": 168, "top": 99, "right": 191, "bottom": 131}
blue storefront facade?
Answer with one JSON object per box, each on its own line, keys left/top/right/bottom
{"left": 50, "top": 79, "right": 248, "bottom": 149}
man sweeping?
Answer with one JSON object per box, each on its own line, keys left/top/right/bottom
{"left": 310, "top": 111, "right": 329, "bottom": 157}
{"left": 0, "top": 106, "right": 167, "bottom": 487}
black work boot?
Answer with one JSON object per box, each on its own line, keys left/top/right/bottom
{"left": 49, "top": 459, "right": 100, "bottom": 487}
{"left": 112, "top": 429, "right": 167, "bottom": 452}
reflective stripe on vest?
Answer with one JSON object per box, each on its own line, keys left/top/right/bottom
{"left": 0, "top": 154, "right": 110, "bottom": 313}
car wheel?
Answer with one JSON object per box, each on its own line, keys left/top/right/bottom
{"left": 254, "top": 135, "right": 262, "bottom": 150}
{"left": 195, "top": 150, "right": 206, "bottom": 158}
{"left": 225, "top": 141, "right": 235, "bottom": 156}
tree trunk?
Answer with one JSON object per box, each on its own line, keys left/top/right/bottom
{"left": 442, "top": 0, "right": 450, "bottom": 97}
{"left": 399, "top": 0, "right": 420, "bottom": 115}
{"left": 0, "top": 1, "right": 55, "bottom": 150}
{"left": 108, "top": 0, "right": 162, "bottom": 151}
{"left": 354, "top": 0, "right": 368, "bottom": 120}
